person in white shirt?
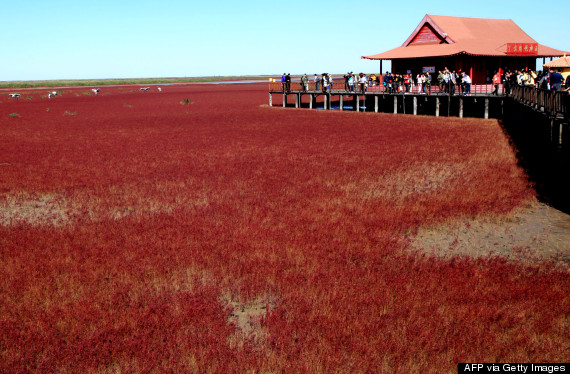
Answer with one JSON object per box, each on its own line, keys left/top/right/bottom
{"left": 358, "top": 73, "right": 367, "bottom": 94}
{"left": 462, "top": 73, "right": 472, "bottom": 95}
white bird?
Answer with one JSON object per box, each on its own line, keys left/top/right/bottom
{"left": 8, "top": 93, "right": 20, "bottom": 98}
{"left": 140, "top": 87, "right": 151, "bottom": 92}
{"left": 92, "top": 88, "right": 100, "bottom": 95}
{"left": 48, "top": 91, "right": 58, "bottom": 99}
{"left": 158, "top": 87, "right": 162, "bottom": 92}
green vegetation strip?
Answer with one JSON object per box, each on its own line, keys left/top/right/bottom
{"left": 0, "top": 76, "right": 270, "bottom": 88}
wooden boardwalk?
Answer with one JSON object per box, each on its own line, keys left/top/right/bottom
{"left": 269, "top": 89, "right": 506, "bottom": 119}
{"left": 269, "top": 85, "right": 569, "bottom": 120}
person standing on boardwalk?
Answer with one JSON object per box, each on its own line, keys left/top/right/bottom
{"left": 550, "top": 69, "right": 564, "bottom": 91}
{"left": 443, "top": 69, "right": 451, "bottom": 93}
{"left": 424, "top": 72, "right": 432, "bottom": 94}
{"left": 404, "top": 74, "right": 411, "bottom": 93}
{"left": 492, "top": 71, "right": 501, "bottom": 95}
{"left": 450, "top": 71, "right": 457, "bottom": 95}
{"left": 314, "top": 74, "right": 320, "bottom": 91}
{"left": 462, "top": 72, "right": 472, "bottom": 95}
{"left": 437, "top": 71, "right": 444, "bottom": 92}
{"left": 285, "top": 73, "right": 291, "bottom": 93}
{"left": 301, "top": 74, "right": 308, "bottom": 92}
{"left": 417, "top": 73, "right": 423, "bottom": 93}
{"left": 359, "top": 73, "right": 367, "bottom": 94}
{"left": 281, "top": 73, "right": 286, "bottom": 92}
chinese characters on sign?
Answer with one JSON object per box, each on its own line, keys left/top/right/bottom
{"left": 506, "top": 43, "right": 539, "bottom": 55}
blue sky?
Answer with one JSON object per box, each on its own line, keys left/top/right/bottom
{"left": 2, "top": 0, "right": 569, "bottom": 81}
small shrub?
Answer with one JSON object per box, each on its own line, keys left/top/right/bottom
{"left": 180, "top": 98, "right": 193, "bottom": 105}
{"left": 63, "top": 111, "right": 77, "bottom": 116}
{"left": 9, "top": 113, "right": 20, "bottom": 117}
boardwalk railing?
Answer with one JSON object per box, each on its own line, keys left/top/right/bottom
{"left": 510, "top": 85, "right": 569, "bottom": 120}
{"left": 269, "top": 81, "right": 503, "bottom": 96}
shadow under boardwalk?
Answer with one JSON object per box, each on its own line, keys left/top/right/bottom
{"left": 501, "top": 98, "right": 570, "bottom": 214}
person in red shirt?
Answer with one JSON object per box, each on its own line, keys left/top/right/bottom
{"left": 492, "top": 71, "right": 501, "bottom": 95}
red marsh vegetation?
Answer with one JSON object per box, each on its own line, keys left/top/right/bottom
{"left": 0, "top": 83, "right": 568, "bottom": 372}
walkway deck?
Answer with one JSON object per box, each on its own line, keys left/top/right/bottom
{"left": 269, "top": 89, "right": 506, "bottom": 119}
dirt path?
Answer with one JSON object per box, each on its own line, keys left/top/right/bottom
{"left": 411, "top": 201, "right": 570, "bottom": 266}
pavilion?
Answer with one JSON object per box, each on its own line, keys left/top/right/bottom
{"left": 543, "top": 55, "right": 570, "bottom": 81}
{"left": 362, "top": 14, "right": 568, "bottom": 84}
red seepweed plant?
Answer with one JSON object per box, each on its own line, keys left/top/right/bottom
{"left": 0, "top": 83, "right": 567, "bottom": 373}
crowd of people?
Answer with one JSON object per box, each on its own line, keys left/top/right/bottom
{"left": 375, "top": 69, "right": 475, "bottom": 95}
{"left": 281, "top": 68, "right": 570, "bottom": 95}
{"left": 504, "top": 68, "right": 570, "bottom": 92}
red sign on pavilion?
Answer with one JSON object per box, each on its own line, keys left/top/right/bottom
{"left": 507, "top": 43, "right": 539, "bottom": 55}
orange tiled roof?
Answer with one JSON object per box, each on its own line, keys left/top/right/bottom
{"left": 543, "top": 56, "right": 570, "bottom": 68}
{"left": 362, "top": 15, "right": 568, "bottom": 60}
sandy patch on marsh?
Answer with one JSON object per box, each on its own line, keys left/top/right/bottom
{"left": 411, "top": 201, "right": 570, "bottom": 266}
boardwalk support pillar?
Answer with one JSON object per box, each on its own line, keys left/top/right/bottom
{"left": 375, "top": 96, "right": 379, "bottom": 113}
{"left": 393, "top": 96, "right": 397, "bottom": 114}
{"left": 340, "top": 95, "right": 344, "bottom": 111}
{"left": 435, "top": 97, "right": 440, "bottom": 117}
{"left": 484, "top": 98, "right": 489, "bottom": 119}
{"left": 413, "top": 96, "right": 417, "bottom": 115}
{"left": 269, "top": 93, "right": 273, "bottom": 107}
{"left": 459, "top": 98, "right": 464, "bottom": 118}
{"left": 282, "top": 93, "right": 287, "bottom": 108}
